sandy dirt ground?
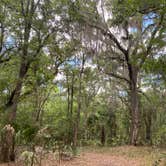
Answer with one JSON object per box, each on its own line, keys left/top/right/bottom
{"left": 0, "top": 146, "right": 165, "bottom": 166}
{"left": 0, "top": 152, "right": 148, "bottom": 166}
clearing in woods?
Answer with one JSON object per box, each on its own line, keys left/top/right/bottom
{"left": 0, "top": 146, "right": 165, "bottom": 166}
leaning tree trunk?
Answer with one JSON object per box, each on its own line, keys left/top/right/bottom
{"left": 1, "top": 60, "right": 30, "bottom": 163}
{"left": 0, "top": 125, "right": 15, "bottom": 162}
{"left": 6, "top": 59, "right": 29, "bottom": 122}
{"left": 129, "top": 66, "right": 140, "bottom": 145}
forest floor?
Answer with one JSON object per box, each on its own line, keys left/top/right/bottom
{"left": 0, "top": 146, "right": 165, "bottom": 166}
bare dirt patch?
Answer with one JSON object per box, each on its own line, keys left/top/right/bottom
{"left": 61, "top": 152, "right": 143, "bottom": 166}
{"left": 0, "top": 146, "right": 165, "bottom": 166}
{"left": 0, "top": 153, "right": 142, "bottom": 166}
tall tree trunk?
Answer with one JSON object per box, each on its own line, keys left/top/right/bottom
{"left": 1, "top": 1, "right": 33, "bottom": 163}
{"left": 6, "top": 59, "right": 30, "bottom": 123}
{"left": 5, "top": 0, "right": 32, "bottom": 122}
{"left": 66, "top": 71, "right": 74, "bottom": 144}
{"left": 67, "top": 72, "right": 70, "bottom": 116}
{"left": 73, "top": 84, "right": 81, "bottom": 148}
{"left": 70, "top": 75, "right": 74, "bottom": 143}
{"left": 73, "top": 55, "right": 85, "bottom": 149}
{"left": 70, "top": 72, "right": 74, "bottom": 116}
{"left": 3, "top": 51, "right": 30, "bottom": 163}
{"left": 129, "top": 66, "right": 140, "bottom": 145}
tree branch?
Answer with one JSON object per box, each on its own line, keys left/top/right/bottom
{"left": 139, "top": 13, "right": 165, "bottom": 68}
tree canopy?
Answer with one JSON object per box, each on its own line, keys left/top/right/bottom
{"left": 0, "top": 0, "right": 165, "bottom": 163}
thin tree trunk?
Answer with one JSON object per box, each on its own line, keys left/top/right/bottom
{"left": 145, "top": 113, "right": 152, "bottom": 144}
{"left": 66, "top": 71, "right": 74, "bottom": 144}
{"left": 67, "top": 72, "right": 70, "bottom": 116}
{"left": 101, "top": 125, "right": 105, "bottom": 146}
{"left": 73, "top": 83, "right": 81, "bottom": 148}
{"left": 69, "top": 74, "right": 74, "bottom": 143}
{"left": 129, "top": 66, "right": 140, "bottom": 145}
{"left": 35, "top": 92, "right": 51, "bottom": 123}
{"left": 73, "top": 55, "right": 85, "bottom": 148}
{"left": 70, "top": 72, "right": 74, "bottom": 116}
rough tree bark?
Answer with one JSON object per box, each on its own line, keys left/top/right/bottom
{"left": 5, "top": 0, "right": 33, "bottom": 123}
{"left": 0, "top": 125, "right": 15, "bottom": 162}
{"left": 128, "top": 65, "right": 140, "bottom": 145}
{"left": 2, "top": 1, "right": 36, "bottom": 162}
{"left": 6, "top": 59, "right": 30, "bottom": 122}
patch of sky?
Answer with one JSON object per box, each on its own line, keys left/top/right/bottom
{"left": 129, "top": 12, "right": 156, "bottom": 33}
{"left": 130, "top": 27, "right": 137, "bottom": 33}
{"left": 57, "top": 83, "right": 63, "bottom": 92}
{"left": 4, "top": 36, "right": 15, "bottom": 48}
{"left": 119, "top": 90, "right": 128, "bottom": 97}
{"left": 0, "top": 35, "right": 15, "bottom": 55}
{"left": 142, "top": 74, "right": 163, "bottom": 88}
{"left": 55, "top": 56, "right": 82, "bottom": 91}
{"left": 142, "top": 12, "right": 156, "bottom": 31}
{"left": 59, "top": 56, "right": 81, "bottom": 70}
